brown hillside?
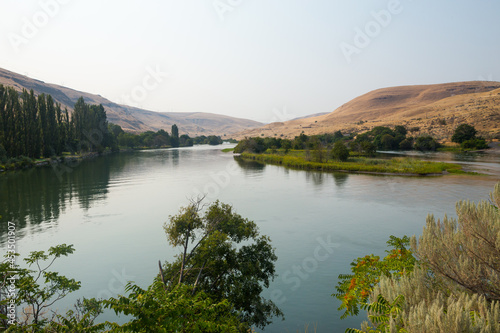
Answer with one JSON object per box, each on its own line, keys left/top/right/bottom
{"left": 0, "top": 67, "right": 262, "bottom": 136}
{"left": 235, "top": 81, "right": 500, "bottom": 141}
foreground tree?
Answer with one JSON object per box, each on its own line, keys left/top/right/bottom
{"left": 1, "top": 244, "right": 103, "bottom": 331}
{"left": 104, "top": 282, "right": 247, "bottom": 332}
{"left": 162, "top": 198, "right": 283, "bottom": 329}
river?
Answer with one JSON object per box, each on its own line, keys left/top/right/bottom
{"left": 0, "top": 144, "right": 498, "bottom": 332}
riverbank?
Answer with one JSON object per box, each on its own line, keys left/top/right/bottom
{"left": 0, "top": 151, "right": 110, "bottom": 173}
{"left": 238, "top": 152, "right": 474, "bottom": 176}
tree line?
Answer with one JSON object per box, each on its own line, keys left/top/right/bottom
{"left": 0, "top": 84, "right": 224, "bottom": 167}
{"left": 235, "top": 123, "right": 487, "bottom": 159}
{"left": 0, "top": 85, "right": 113, "bottom": 160}
{"left": 113, "top": 128, "right": 224, "bottom": 149}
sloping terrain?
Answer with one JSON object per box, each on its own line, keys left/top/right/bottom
{"left": 235, "top": 81, "right": 500, "bottom": 141}
{"left": 0, "top": 67, "right": 262, "bottom": 136}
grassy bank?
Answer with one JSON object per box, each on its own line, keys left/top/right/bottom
{"left": 239, "top": 152, "right": 471, "bottom": 176}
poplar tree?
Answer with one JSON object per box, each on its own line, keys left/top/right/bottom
{"left": 171, "top": 124, "right": 179, "bottom": 147}
{"left": 46, "top": 95, "right": 58, "bottom": 156}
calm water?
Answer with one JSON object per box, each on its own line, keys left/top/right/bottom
{"left": 1, "top": 145, "right": 499, "bottom": 332}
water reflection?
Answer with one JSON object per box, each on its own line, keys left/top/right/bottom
{"left": 305, "top": 171, "right": 325, "bottom": 186}
{"left": 233, "top": 156, "right": 266, "bottom": 174}
{"left": 332, "top": 172, "right": 349, "bottom": 187}
{"left": 0, "top": 156, "right": 112, "bottom": 238}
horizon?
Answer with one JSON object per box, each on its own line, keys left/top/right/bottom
{"left": 1, "top": 1, "right": 499, "bottom": 123}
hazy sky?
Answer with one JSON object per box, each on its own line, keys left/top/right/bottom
{"left": 1, "top": 0, "right": 499, "bottom": 123}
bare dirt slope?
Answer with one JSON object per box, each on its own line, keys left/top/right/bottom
{"left": 235, "top": 81, "right": 500, "bottom": 141}
{"left": 0, "top": 67, "right": 262, "bottom": 136}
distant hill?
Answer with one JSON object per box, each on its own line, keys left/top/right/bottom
{"left": 0, "top": 67, "right": 262, "bottom": 136}
{"left": 235, "top": 81, "right": 500, "bottom": 141}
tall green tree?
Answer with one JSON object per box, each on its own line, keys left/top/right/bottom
{"left": 162, "top": 199, "right": 283, "bottom": 329}
{"left": 45, "top": 95, "right": 58, "bottom": 157}
{"left": 38, "top": 94, "right": 52, "bottom": 157}
{"left": 171, "top": 124, "right": 179, "bottom": 147}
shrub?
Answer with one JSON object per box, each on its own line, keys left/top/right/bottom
{"left": 331, "top": 141, "right": 349, "bottom": 161}
{"left": 461, "top": 138, "right": 488, "bottom": 150}
{"left": 414, "top": 136, "right": 439, "bottom": 151}
{"left": 452, "top": 124, "right": 477, "bottom": 143}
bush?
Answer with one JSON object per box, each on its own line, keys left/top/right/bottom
{"left": 414, "top": 136, "right": 440, "bottom": 151}
{"left": 361, "top": 141, "right": 377, "bottom": 156}
{"left": 331, "top": 141, "right": 349, "bottom": 161}
{"left": 399, "top": 137, "right": 414, "bottom": 150}
{"left": 461, "top": 138, "right": 489, "bottom": 150}
{"left": 451, "top": 124, "right": 477, "bottom": 143}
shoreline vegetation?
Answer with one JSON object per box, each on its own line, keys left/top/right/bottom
{"left": 238, "top": 151, "right": 474, "bottom": 176}
{"left": 232, "top": 127, "right": 493, "bottom": 176}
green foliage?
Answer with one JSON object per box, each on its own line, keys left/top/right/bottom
{"left": 311, "top": 139, "right": 326, "bottom": 163}
{"left": 234, "top": 132, "right": 346, "bottom": 154}
{"left": 452, "top": 123, "right": 477, "bottom": 144}
{"left": 394, "top": 125, "right": 407, "bottom": 136}
{"left": 162, "top": 199, "right": 283, "bottom": 329}
{"left": 234, "top": 137, "right": 267, "bottom": 153}
{"left": 112, "top": 125, "right": 209, "bottom": 149}
{"left": 398, "top": 137, "right": 414, "bottom": 151}
{"left": 44, "top": 298, "right": 105, "bottom": 332}
{"left": 414, "top": 135, "right": 439, "bottom": 151}
{"left": 171, "top": 124, "right": 179, "bottom": 147}
{"left": 333, "top": 236, "right": 416, "bottom": 319}
{"left": 0, "top": 86, "right": 115, "bottom": 160}
{"left": 331, "top": 141, "right": 349, "bottom": 161}
{"left": 1, "top": 244, "right": 81, "bottom": 330}
{"left": 240, "top": 152, "right": 464, "bottom": 175}
{"left": 104, "top": 282, "right": 248, "bottom": 332}
{"left": 461, "top": 137, "right": 488, "bottom": 150}
{"left": 352, "top": 126, "right": 413, "bottom": 152}
{"left": 193, "top": 135, "right": 223, "bottom": 145}
{"left": 345, "top": 294, "right": 407, "bottom": 333}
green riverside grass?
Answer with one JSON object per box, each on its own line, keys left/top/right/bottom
{"left": 222, "top": 148, "right": 234, "bottom": 153}
{"left": 239, "top": 152, "right": 473, "bottom": 176}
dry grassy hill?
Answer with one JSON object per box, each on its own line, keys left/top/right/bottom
{"left": 235, "top": 81, "right": 500, "bottom": 142}
{"left": 0, "top": 67, "right": 262, "bottom": 136}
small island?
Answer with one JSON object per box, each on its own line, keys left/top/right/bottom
{"left": 234, "top": 126, "right": 485, "bottom": 176}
